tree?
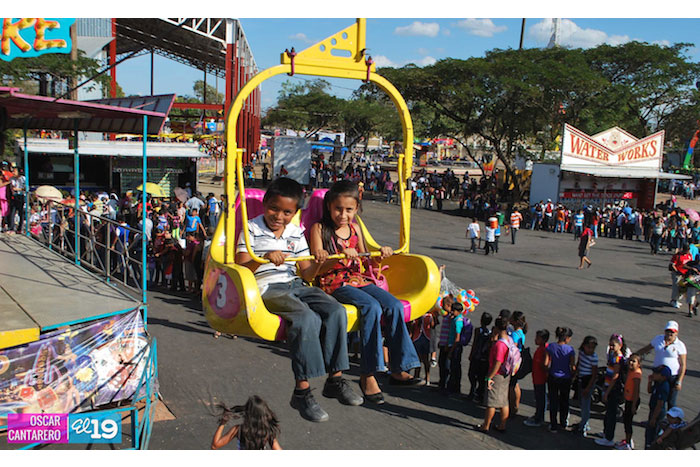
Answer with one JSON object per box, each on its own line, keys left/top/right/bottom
{"left": 193, "top": 80, "right": 224, "bottom": 104}
{"left": 583, "top": 42, "right": 700, "bottom": 136}
{"left": 0, "top": 52, "right": 110, "bottom": 96}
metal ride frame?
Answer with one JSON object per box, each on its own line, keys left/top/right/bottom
{"left": 9, "top": 116, "right": 157, "bottom": 450}
{"left": 227, "top": 18, "right": 415, "bottom": 266}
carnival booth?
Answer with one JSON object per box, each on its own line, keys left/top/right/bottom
{"left": 531, "top": 124, "right": 691, "bottom": 209}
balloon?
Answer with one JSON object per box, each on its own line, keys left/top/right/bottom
{"left": 466, "top": 289, "right": 475, "bottom": 297}
{"left": 472, "top": 297, "right": 480, "bottom": 306}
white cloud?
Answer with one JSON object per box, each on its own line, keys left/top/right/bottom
{"left": 456, "top": 18, "right": 507, "bottom": 38}
{"left": 529, "top": 19, "right": 634, "bottom": 48}
{"left": 394, "top": 21, "right": 440, "bottom": 38}
{"left": 417, "top": 47, "right": 430, "bottom": 56}
{"left": 652, "top": 39, "right": 671, "bottom": 47}
{"left": 374, "top": 54, "right": 436, "bottom": 68}
{"left": 289, "top": 32, "right": 314, "bottom": 44}
{"left": 416, "top": 56, "right": 437, "bottom": 66}
{"left": 373, "top": 55, "right": 399, "bottom": 68}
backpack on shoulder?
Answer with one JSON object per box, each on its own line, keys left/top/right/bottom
{"left": 499, "top": 336, "right": 522, "bottom": 376}
{"left": 459, "top": 318, "right": 473, "bottom": 347}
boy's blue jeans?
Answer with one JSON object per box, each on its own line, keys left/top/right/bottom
{"left": 332, "top": 283, "right": 420, "bottom": 375}
{"left": 262, "top": 278, "right": 349, "bottom": 381}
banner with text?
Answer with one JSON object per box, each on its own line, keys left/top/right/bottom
{"left": 1, "top": 18, "right": 75, "bottom": 62}
{"left": 561, "top": 124, "right": 664, "bottom": 171}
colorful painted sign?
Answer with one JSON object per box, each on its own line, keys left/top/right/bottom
{"left": 561, "top": 124, "right": 665, "bottom": 170}
{"left": 0, "top": 310, "right": 149, "bottom": 427}
{"left": 1, "top": 18, "right": 74, "bottom": 62}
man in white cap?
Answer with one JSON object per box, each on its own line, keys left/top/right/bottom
{"left": 636, "top": 320, "right": 687, "bottom": 408}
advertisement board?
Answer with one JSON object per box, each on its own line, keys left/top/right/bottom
{"left": 561, "top": 124, "right": 665, "bottom": 170}
{"left": 1, "top": 18, "right": 74, "bottom": 61}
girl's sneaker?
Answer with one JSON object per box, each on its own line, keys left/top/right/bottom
{"left": 614, "top": 439, "right": 633, "bottom": 450}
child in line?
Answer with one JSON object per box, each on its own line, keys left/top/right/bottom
{"left": 446, "top": 302, "right": 467, "bottom": 394}
{"left": 508, "top": 311, "right": 527, "bottom": 415}
{"left": 309, "top": 180, "right": 421, "bottom": 405}
{"left": 236, "top": 178, "right": 363, "bottom": 422}
{"left": 524, "top": 329, "right": 550, "bottom": 427}
{"left": 211, "top": 395, "right": 282, "bottom": 450}
{"left": 595, "top": 333, "right": 627, "bottom": 446}
{"left": 544, "top": 326, "right": 575, "bottom": 432}
{"left": 616, "top": 353, "right": 642, "bottom": 449}
{"left": 644, "top": 365, "right": 672, "bottom": 449}
{"left": 411, "top": 306, "right": 438, "bottom": 385}
{"left": 576, "top": 336, "right": 599, "bottom": 437}
{"left": 437, "top": 295, "right": 456, "bottom": 390}
{"left": 467, "top": 311, "right": 493, "bottom": 403}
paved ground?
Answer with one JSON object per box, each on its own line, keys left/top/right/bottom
{"left": 143, "top": 196, "right": 699, "bottom": 450}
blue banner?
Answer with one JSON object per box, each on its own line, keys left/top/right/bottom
{"left": 1, "top": 18, "right": 75, "bottom": 62}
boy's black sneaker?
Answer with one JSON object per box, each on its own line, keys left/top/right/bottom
{"left": 290, "top": 390, "right": 329, "bottom": 422}
{"left": 322, "top": 377, "right": 364, "bottom": 406}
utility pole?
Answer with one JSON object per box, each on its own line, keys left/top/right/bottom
{"left": 519, "top": 19, "right": 526, "bottom": 50}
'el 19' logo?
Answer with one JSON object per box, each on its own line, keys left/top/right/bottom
{"left": 68, "top": 413, "right": 122, "bottom": 444}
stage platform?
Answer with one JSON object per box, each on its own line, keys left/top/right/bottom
{"left": 0, "top": 234, "right": 141, "bottom": 350}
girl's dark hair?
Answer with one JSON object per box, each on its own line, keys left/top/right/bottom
{"left": 452, "top": 302, "right": 464, "bottom": 313}
{"left": 555, "top": 326, "right": 573, "bottom": 341}
{"left": 536, "top": 329, "right": 550, "bottom": 343}
{"left": 498, "top": 309, "right": 511, "bottom": 320}
{"left": 580, "top": 335, "right": 598, "bottom": 351}
{"left": 510, "top": 310, "right": 528, "bottom": 334}
{"left": 320, "top": 180, "right": 361, "bottom": 253}
{"left": 494, "top": 316, "right": 508, "bottom": 332}
{"left": 480, "top": 311, "right": 493, "bottom": 327}
{"left": 609, "top": 333, "right": 628, "bottom": 356}
{"left": 218, "top": 395, "right": 280, "bottom": 450}
{"left": 263, "top": 177, "right": 303, "bottom": 208}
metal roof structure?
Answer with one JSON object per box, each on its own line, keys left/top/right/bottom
{"left": 17, "top": 138, "right": 206, "bottom": 159}
{"left": 87, "top": 94, "right": 176, "bottom": 117}
{"left": 115, "top": 18, "right": 257, "bottom": 78}
{"left": 0, "top": 86, "right": 168, "bottom": 134}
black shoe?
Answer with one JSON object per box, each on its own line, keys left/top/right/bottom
{"left": 388, "top": 376, "right": 423, "bottom": 386}
{"left": 290, "top": 390, "right": 329, "bottom": 422}
{"left": 322, "top": 378, "right": 363, "bottom": 406}
{"left": 363, "top": 391, "right": 385, "bottom": 404}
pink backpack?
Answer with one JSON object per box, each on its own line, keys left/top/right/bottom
{"left": 499, "top": 336, "right": 522, "bottom": 376}
{"left": 364, "top": 261, "right": 389, "bottom": 291}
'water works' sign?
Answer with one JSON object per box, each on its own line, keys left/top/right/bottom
{"left": 1, "top": 18, "right": 75, "bottom": 62}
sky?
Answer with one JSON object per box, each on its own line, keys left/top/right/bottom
{"left": 10, "top": 1, "right": 700, "bottom": 112}
{"left": 113, "top": 15, "right": 700, "bottom": 112}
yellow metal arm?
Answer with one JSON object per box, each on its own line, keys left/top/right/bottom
{"left": 226, "top": 19, "right": 414, "bottom": 265}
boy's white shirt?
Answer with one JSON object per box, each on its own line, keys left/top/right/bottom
{"left": 236, "top": 214, "right": 309, "bottom": 294}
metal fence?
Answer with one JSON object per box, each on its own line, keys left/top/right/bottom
{"left": 30, "top": 200, "right": 146, "bottom": 295}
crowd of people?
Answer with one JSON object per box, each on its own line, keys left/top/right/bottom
{"left": 4, "top": 155, "right": 698, "bottom": 449}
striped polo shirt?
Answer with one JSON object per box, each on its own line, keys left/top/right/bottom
{"left": 236, "top": 215, "right": 309, "bottom": 294}
{"left": 577, "top": 351, "right": 598, "bottom": 376}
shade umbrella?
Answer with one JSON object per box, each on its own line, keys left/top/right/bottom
{"left": 173, "top": 187, "right": 188, "bottom": 203}
{"left": 136, "top": 182, "right": 166, "bottom": 198}
{"left": 35, "top": 185, "right": 63, "bottom": 201}
{"left": 686, "top": 208, "right": 700, "bottom": 222}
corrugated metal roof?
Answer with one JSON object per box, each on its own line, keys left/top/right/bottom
{"left": 17, "top": 138, "right": 206, "bottom": 159}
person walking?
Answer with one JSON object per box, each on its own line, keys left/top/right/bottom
{"left": 509, "top": 208, "right": 523, "bottom": 245}
{"left": 467, "top": 218, "right": 480, "bottom": 253}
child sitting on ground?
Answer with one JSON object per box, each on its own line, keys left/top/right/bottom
{"left": 650, "top": 406, "right": 687, "bottom": 449}
{"left": 236, "top": 177, "right": 363, "bottom": 422}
